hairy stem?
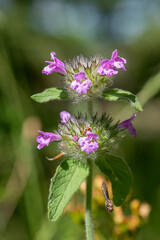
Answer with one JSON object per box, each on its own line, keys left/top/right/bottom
{"left": 85, "top": 160, "right": 94, "bottom": 240}
{"left": 88, "top": 100, "right": 93, "bottom": 119}
{"left": 85, "top": 100, "right": 94, "bottom": 239}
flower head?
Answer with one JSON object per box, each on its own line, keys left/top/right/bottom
{"left": 58, "top": 113, "right": 122, "bottom": 161}
{"left": 70, "top": 71, "right": 91, "bottom": 94}
{"left": 36, "top": 111, "right": 136, "bottom": 161}
{"left": 65, "top": 56, "right": 112, "bottom": 102}
{"left": 97, "top": 49, "right": 127, "bottom": 77}
{"left": 118, "top": 113, "right": 136, "bottom": 137}
{"left": 40, "top": 50, "right": 127, "bottom": 102}
{"left": 37, "top": 130, "right": 62, "bottom": 149}
{"left": 42, "top": 52, "right": 66, "bottom": 75}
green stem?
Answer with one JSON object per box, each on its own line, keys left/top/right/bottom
{"left": 85, "top": 160, "right": 94, "bottom": 240}
{"left": 85, "top": 100, "right": 94, "bottom": 239}
{"left": 88, "top": 100, "right": 93, "bottom": 119}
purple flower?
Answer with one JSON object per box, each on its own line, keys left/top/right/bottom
{"left": 97, "top": 49, "right": 127, "bottom": 76}
{"left": 60, "top": 111, "right": 71, "bottom": 124}
{"left": 86, "top": 131, "right": 98, "bottom": 140}
{"left": 42, "top": 52, "right": 66, "bottom": 75}
{"left": 111, "top": 49, "right": 127, "bottom": 71}
{"left": 70, "top": 71, "right": 91, "bottom": 94}
{"left": 118, "top": 113, "right": 137, "bottom": 137}
{"left": 97, "top": 59, "right": 118, "bottom": 77}
{"left": 78, "top": 131, "right": 99, "bottom": 154}
{"left": 73, "top": 136, "right": 78, "bottom": 141}
{"left": 37, "top": 130, "right": 62, "bottom": 149}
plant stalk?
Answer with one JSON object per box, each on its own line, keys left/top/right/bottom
{"left": 85, "top": 100, "right": 94, "bottom": 240}
{"left": 88, "top": 100, "right": 93, "bottom": 119}
{"left": 85, "top": 160, "right": 94, "bottom": 240}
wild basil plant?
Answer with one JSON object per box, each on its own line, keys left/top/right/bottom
{"left": 31, "top": 50, "right": 142, "bottom": 240}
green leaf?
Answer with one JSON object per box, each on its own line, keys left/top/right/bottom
{"left": 31, "top": 88, "right": 69, "bottom": 103}
{"left": 95, "top": 154, "right": 132, "bottom": 206}
{"left": 48, "top": 158, "right": 89, "bottom": 222}
{"left": 102, "top": 88, "right": 143, "bottom": 111}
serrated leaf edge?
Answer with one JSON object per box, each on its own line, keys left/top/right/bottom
{"left": 48, "top": 160, "right": 89, "bottom": 222}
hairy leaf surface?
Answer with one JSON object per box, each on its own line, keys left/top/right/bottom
{"left": 102, "top": 88, "right": 143, "bottom": 111}
{"left": 48, "top": 158, "right": 89, "bottom": 221}
{"left": 31, "top": 88, "right": 69, "bottom": 103}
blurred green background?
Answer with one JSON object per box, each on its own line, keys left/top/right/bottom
{"left": 0, "top": 0, "right": 160, "bottom": 239}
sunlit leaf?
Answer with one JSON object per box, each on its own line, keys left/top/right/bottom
{"left": 48, "top": 158, "right": 89, "bottom": 221}
{"left": 96, "top": 154, "right": 132, "bottom": 206}
{"left": 102, "top": 88, "right": 143, "bottom": 111}
{"left": 31, "top": 88, "right": 69, "bottom": 103}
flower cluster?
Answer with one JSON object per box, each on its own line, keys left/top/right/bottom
{"left": 42, "top": 50, "right": 126, "bottom": 102}
{"left": 78, "top": 131, "right": 99, "bottom": 154}
{"left": 37, "top": 111, "right": 136, "bottom": 161}
{"left": 70, "top": 71, "right": 91, "bottom": 94}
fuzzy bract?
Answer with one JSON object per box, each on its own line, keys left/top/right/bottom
{"left": 64, "top": 55, "right": 112, "bottom": 102}
{"left": 57, "top": 113, "right": 126, "bottom": 161}
{"left": 41, "top": 50, "right": 127, "bottom": 102}
{"left": 37, "top": 112, "right": 137, "bottom": 161}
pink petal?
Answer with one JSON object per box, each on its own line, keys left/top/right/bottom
{"left": 111, "top": 49, "right": 118, "bottom": 59}
{"left": 60, "top": 111, "right": 71, "bottom": 124}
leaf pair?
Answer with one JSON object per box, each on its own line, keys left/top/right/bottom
{"left": 48, "top": 155, "right": 132, "bottom": 222}
{"left": 31, "top": 87, "right": 143, "bottom": 111}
